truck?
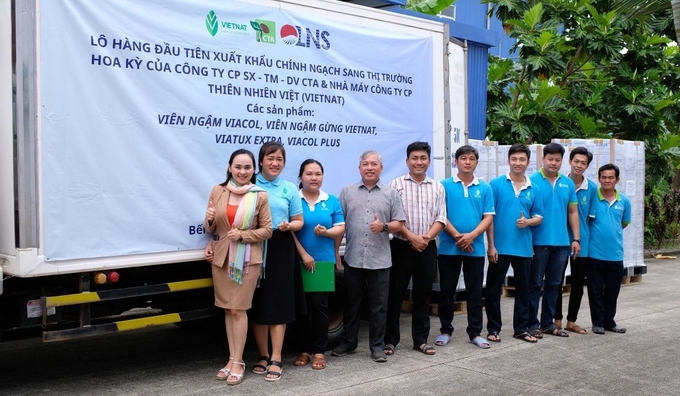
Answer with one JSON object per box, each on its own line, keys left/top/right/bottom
{"left": 1, "top": 0, "right": 469, "bottom": 342}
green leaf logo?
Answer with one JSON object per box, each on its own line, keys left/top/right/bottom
{"left": 250, "top": 19, "right": 276, "bottom": 44}
{"left": 206, "top": 11, "right": 218, "bottom": 36}
{"left": 283, "top": 187, "right": 288, "bottom": 194}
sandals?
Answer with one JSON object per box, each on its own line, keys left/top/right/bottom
{"left": 383, "top": 344, "right": 395, "bottom": 356}
{"left": 265, "top": 360, "right": 283, "bottom": 382}
{"left": 565, "top": 323, "right": 588, "bottom": 334}
{"left": 434, "top": 334, "right": 450, "bottom": 346}
{"left": 216, "top": 357, "right": 233, "bottom": 380}
{"left": 252, "top": 355, "right": 270, "bottom": 375}
{"left": 541, "top": 327, "right": 569, "bottom": 337}
{"left": 471, "top": 336, "right": 490, "bottom": 349}
{"left": 294, "top": 352, "right": 311, "bottom": 366}
{"left": 512, "top": 332, "right": 538, "bottom": 343}
{"left": 311, "top": 354, "right": 327, "bottom": 370}
{"left": 226, "top": 361, "right": 245, "bottom": 386}
{"left": 487, "top": 332, "right": 501, "bottom": 342}
{"left": 413, "top": 344, "right": 436, "bottom": 355}
{"left": 528, "top": 329, "right": 544, "bottom": 339}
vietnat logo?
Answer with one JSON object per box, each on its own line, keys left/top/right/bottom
{"left": 205, "top": 10, "right": 248, "bottom": 37}
{"left": 206, "top": 10, "right": 218, "bottom": 36}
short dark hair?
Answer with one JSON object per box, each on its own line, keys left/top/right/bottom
{"left": 454, "top": 145, "right": 479, "bottom": 160}
{"left": 598, "top": 163, "right": 620, "bottom": 178}
{"left": 406, "top": 141, "right": 431, "bottom": 158}
{"left": 258, "top": 141, "right": 286, "bottom": 168}
{"left": 542, "top": 142, "right": 565, "bottom": 158}
{"left": 298, "top": 159, "right": 324, "bottom": 189}
{"left": 569, "top": 147, "right": 593, "bottom": 164}
{"left": 508, "top": 143, "right": 530, "bottom": 160}
{"left": 220, "top": 149, "right": 257, "bottom": 186}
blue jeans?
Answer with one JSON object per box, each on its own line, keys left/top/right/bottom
{"left": 529, "top": 246, "right": 569, "bottom": 330}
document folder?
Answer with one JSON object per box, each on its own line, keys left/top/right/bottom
{"left": 300, "top": 261, "right": 335, "bottom": 292}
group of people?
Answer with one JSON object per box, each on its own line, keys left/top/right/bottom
{"left": 203, "top": 142, "right": 339, "bottom": 385}
{"left": 202, "top": 140, "right": 631, "bottom": 385}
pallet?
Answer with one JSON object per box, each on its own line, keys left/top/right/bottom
{"left": 502, "top": 286, "right": 516, "bottom": 298}
{"left": 402, "top": 301, "right": 467, "bottom": 315}
{"left": 428, "top": 302, "right": 467, "bottom": 316}
{"left": 502, "top": 285, "right": 571, "bottom": 298}
{"left": 621, "top": 274, "right": 642, "bottom": 285}
{"left": 401, "top": 300, "right": 414, "bottom": 313}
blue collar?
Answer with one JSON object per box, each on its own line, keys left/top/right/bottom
{"left": 257, "top": 173, "right": 281, "bottom": 186}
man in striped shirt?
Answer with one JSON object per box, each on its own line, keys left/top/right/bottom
{"left": 385, "top": 141, "right": 447, "bottom": 356}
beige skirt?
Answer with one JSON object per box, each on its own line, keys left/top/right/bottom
{"left": 212, "top": 262, "right": 262, "bottom": 310}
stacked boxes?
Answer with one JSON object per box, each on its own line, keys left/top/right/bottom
{"left": 443, "top": 139, "right": 645, "bottom": 290}
{"left": 465, "top": 140, "right": 498, "bottom": 182}
{"left": 553, "top": 139, "right": 645, "bottom": 269}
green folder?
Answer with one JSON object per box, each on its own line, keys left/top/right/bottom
{"left": 300, "top": 261, "right": 335, "bottom": 292}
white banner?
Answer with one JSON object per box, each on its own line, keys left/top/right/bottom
{"left": 40, "top": 0, "right": 434, "bottom": 260}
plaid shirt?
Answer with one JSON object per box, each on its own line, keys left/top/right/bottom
{"left": 389, "top": 173, "right": 446, "bottom": 241}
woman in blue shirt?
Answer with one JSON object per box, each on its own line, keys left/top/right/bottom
{"left": 292, "top": 159, "right": 345, "bottom": 370}
{"left": 250, "top": 142, "right": 304, "bottom": 382}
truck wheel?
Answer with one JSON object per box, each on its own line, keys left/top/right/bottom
{"left": 327, "top": 270, "right": 345, "bottom": 349}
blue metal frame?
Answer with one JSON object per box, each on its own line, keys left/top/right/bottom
{"left": 385, "top": 7, "right": 496, "bottom": 140}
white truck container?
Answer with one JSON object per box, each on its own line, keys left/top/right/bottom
{"left": 1, "top": 0, "right": 466, "bottom": 341}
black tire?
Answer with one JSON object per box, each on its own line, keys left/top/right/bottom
{"left": 326, "top": 269, "right": 346, "bottom": 349}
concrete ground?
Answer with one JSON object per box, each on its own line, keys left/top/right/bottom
{"left": 255, "top": 256, "right": 678, "bottom": 396}
{"left": 0, "top": 255, "right": 677, "bottom": 395}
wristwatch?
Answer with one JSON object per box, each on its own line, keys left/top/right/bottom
{"left": 382, "top": 223, "right": 389, "bottom": 233}
{"left": 572, "top": 239, "right": 581, "bottom": 244}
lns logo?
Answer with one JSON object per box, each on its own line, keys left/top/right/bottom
{"left": 280, "top": 24, "right": 331, "bottom": 50}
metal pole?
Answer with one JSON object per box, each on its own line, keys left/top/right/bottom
{"left": 0, "top": 0, "right": 16, "bottom": 259}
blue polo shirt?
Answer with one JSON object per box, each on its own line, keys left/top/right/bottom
{"left": 489, "top": 174, "right": 543, "bottom": 257}
{"left": 256, "top": 173, "right": 303, "bottom": 227}
{"left": 588, "top": 189, "right": 631, "bottom": 261}
{"left": 569, "top": 177, "right": 598, "bottom": 257}
{"left": 438, "top": 175, "right": 495, "bottom": 257}
{"left": 530, "top": 169, "right": 578, "bottom": 246}
{"left": 295, "top": 191, "right": 344, "bottom": 262}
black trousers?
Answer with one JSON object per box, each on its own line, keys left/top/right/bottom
{"left": 554, "top": 256, "right": 588, "bottom": 323}
{"left": 587, "top": 258, "right": 624, "bottom": 328}
{"left": 385, "top": 239, "right": 437, "bottom": 348}
{"left": 338, "top": 265, "right": 390, "bottom": 355}
{"left": 296, "top": 291, "right": 329, "bottom": 354}
{"left": 485, "top": 255, "right": 532, "bottom": 335}
{"left": 438, "top": 255, "right": 484, "bottom": 340}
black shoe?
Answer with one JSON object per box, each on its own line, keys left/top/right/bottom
{"left": 331, "top": 345, "right": 356, "bottom": 357}
{"left": 592, "top": 326, "right": 605, "bottom": 334}
{"left": 371, "top": 351, "right": 387, "bottom": 362}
